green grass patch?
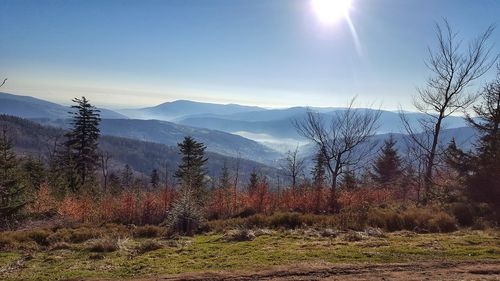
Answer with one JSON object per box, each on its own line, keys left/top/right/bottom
{"left": 0, "top": 229, "right": 499, "bottom": 280}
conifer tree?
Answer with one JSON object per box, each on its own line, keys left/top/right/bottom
{"left": 371, "top": 136, "right": 402, "bottom": 185}
{"left": 150, "top": 169, "right": 160, "bottom": 189}
{"left": 121, "top": 164, "right": 134, "bottom": 189}
{"left": 459, "top": 65, "right": 500, "bottom": 219}
{"left": 311, "top": 150, "right": 327, "bottom": 189}
{"left": 64, "top": 97, "right": 101, "bottom": 192}
{"left": 341, "top": 168, "right": 358, "bottom": 190}
{"left": 248, "top": 169, "right": 259, "bottom": 194}
{"left": 218, "top": 161, "right": 231, "bottom": 190}
{"left": 175, "top": 136, "right": 208, "bottom": 198}
{"left": 0, "top": 129, "right": 26, "bottom": 226}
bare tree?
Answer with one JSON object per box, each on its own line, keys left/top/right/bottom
{"left": 0, "top": 78, "right": 6, "bottom": 88}
{"left": 280, "top": 146, "right": 305, "bottom": 189}
{"left": 99, "top": 151, "right": 112, "bottom": 193}
{"left": 294, "top": 98, "right": 381, "bottom": 210}
{"left": 401, "top": 19, "right": 497, "bottom": 205}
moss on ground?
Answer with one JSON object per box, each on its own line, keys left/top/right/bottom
{"left": 0, "top": 229, "right": 498, "bottom": 280}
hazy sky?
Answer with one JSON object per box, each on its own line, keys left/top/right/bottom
{"left": 1, "top": 0, "right": 499, "bottom": 109}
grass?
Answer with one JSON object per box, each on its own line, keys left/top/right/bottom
{"left": 0, "top": 228, "right": 499, "bottom": 280}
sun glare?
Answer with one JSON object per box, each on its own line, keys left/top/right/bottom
{"left": 311, "top": 0, "right": 352, "bottom": 25}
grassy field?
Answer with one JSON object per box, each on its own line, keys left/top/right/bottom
{"left": 0, "top": 227, "right": 499, "bottom": 280}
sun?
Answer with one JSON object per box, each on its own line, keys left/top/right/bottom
{"left": 311, "top": 0, "right": 352, "bottom": 25}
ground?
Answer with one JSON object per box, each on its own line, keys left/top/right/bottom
{"left": 0, "top": 228, "right": 499, "bottom": 280}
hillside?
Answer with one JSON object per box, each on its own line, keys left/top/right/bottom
{"left": 0, "top": 115, "right": 279, "bottom": 184}
{"left": 31, "top": 118, "right": 281, "bottom": 164}
{"left": 0, "top": 92, "right": 127, "bottom": 119}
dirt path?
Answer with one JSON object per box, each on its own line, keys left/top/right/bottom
{"left": 133, "top": 261, "right": 500, "bottom": 281}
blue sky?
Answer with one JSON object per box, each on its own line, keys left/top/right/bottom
{"left": 0, "top": 0, "right": 499, "bottom": 109}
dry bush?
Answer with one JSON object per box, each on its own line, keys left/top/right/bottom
{"left": 136, "top": 240, "right": 163, "bottom": 254}
{"left": 48, "top": 227, "right": 100, "bottom": 244}
{"left": 367, "top": 207, "right": 457, "bottom": 233}
{"left": 223, "top": 228, "right": 256, "bottom": 242}
{"left": 87, "top": 238, "right": 119, "bottom": 252}
{"left": 27, "top": 183, "right": 59, "bottom": 218}
{"left": 132, "top": 225, "right": 164, "bottom": 238}
{"left": 343, "top": 231, "right": 365, "bottom": 242}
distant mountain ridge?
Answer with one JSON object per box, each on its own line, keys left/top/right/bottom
{"left": 119, "top": 99, "right": 265, "bottom": 121}
{"left": 0, "top": 92, "right": 127, "bottom": 119}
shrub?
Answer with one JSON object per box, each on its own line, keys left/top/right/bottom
{"left": 25, "top": 229, "right": 52, "bottom": 246}
{"left": 87, "top": 238, "right": 119, "bottom": 253}
{"left": 132, "top": 225, "right": 164, "bottom": 238}
{"left": 428, "top": 212, "right": 457, "bottom": 232}
{"left": 0, "top": 235, "right": 17, "bottom": 250}
{"left": 48, "top": 227, "right": 100, "bottom": 244}
{"left": 451, "top": 203, "right": 474, "bottom": 226}
{"left": 269, "top": 213, "right": 303, "bottom": 229}
{"left": 223, "top": 228, "right": 256, "bottom": 242}
{"left": 343, "top": 231, "right": 365, "bottom": 242}
{"left": 367, "top": 208, "right": 403, "bottom": 231}
{"left": 50, "top": 242, "right": 72, "bottom": 250}
{"left": 136, "top": 240, "right": 163, "bottom": 254}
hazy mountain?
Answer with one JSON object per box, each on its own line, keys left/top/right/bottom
{"left": 32, "top": 118, "right": 282, "bottom": 165}
{"left": 0, "top": 115, "right": 279, "bottom": 184}
{"left": 178, "top": 108, "right": 468, "bottom": 143}
{"left": 299, "top": 126, "right": 478, "bottom": 170}
{"left": 120, "top": 99, "right": 265, "bottom": 121}
{"left": 0, "top": 92, "right": 127, "bottom": 119}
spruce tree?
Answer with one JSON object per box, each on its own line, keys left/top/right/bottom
{"left": 218, "top": 161, "right": 231, "bottom": 190}
{"left": 371, "top": 136, "right": 402, "bottom": 185}
{"left": 0, "top": 129, "right": 26, "bottom": 226}
{"left": 311, "top": 150, "right": 326, "bottom": 189}
{"left": 341, "top": 168, "right": 358, "bottom": 190}
{"left": 248, "top": 170, "right": 259, "bottom": 194}
{"left": 464, "top": 66, "right": 500, "bottom": 218}
{"left": 121, "top": 164, "right": 134, "bottom": 189}
{"left": 64, "top": 97, "right": 101, "bottom": 192}
{"left": 175, "top": 136, "right": 208, "bottom": 198}
{"left": 150, "top": 169, "right": 160, "bottom": 189}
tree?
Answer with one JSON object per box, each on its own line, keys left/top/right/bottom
{"left": 64, "top": 97, "right": 101, "bottom": 192}
{"left": 340, "top": 168, "right": 358, "bottom": 191}
{"left": 248, "top": 169, "right": 259, "bottom": 194}
{"left": 166, "top": 188, "right": 205, "bottom": 236}
{"left": 150, "top": 169, "right": 160, "bottom": 189}
{"left": 449, "top": 64, "right": 500, "bottom": 219}
{"left": 218, "top": 161, "right": 231, "bottom": 190}
{"left": 294, "top": 98, "right": 381, "bottom": 211}
{"left": 20, "top": 156, "right": 46, "bottom": 192}
{"left": 371, "top": 136, "right": 402, "bottom": 185}
{"left": 0, "top": 78, "right": 6, "bottom": 88}
{"left": 401, "top": 20, "right": 496, "bottom": 205}
{"left": 175, "top": 136, "right": 208, "bottom": 199}
{"left": 121, "top": 164, "right": 134, "bottom": 189}
{"left": 280, "top": 146, "right": 305, "bottom": 189}
{"left": 311, "top": 149, "right": 327, "bottom": 189}
{"left": 99, "top": 151, "right": 111, "bottom": 193}
{"left": 108, "top": 172, "right": 122, "bottom": 195}
{"left": 0, "top": 129, "right": 26, "bottom": 226}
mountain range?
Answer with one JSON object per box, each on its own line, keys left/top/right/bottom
{"left": 0, "top": 92, "right": 478, "bottom": 168}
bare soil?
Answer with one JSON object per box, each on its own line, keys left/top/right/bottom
{"left": 133, "top": 261, "right": 500, "bottom": 281}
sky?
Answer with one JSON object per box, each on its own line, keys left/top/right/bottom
{"left": 0, "top": 0, "right": 499, "bottom": 109}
